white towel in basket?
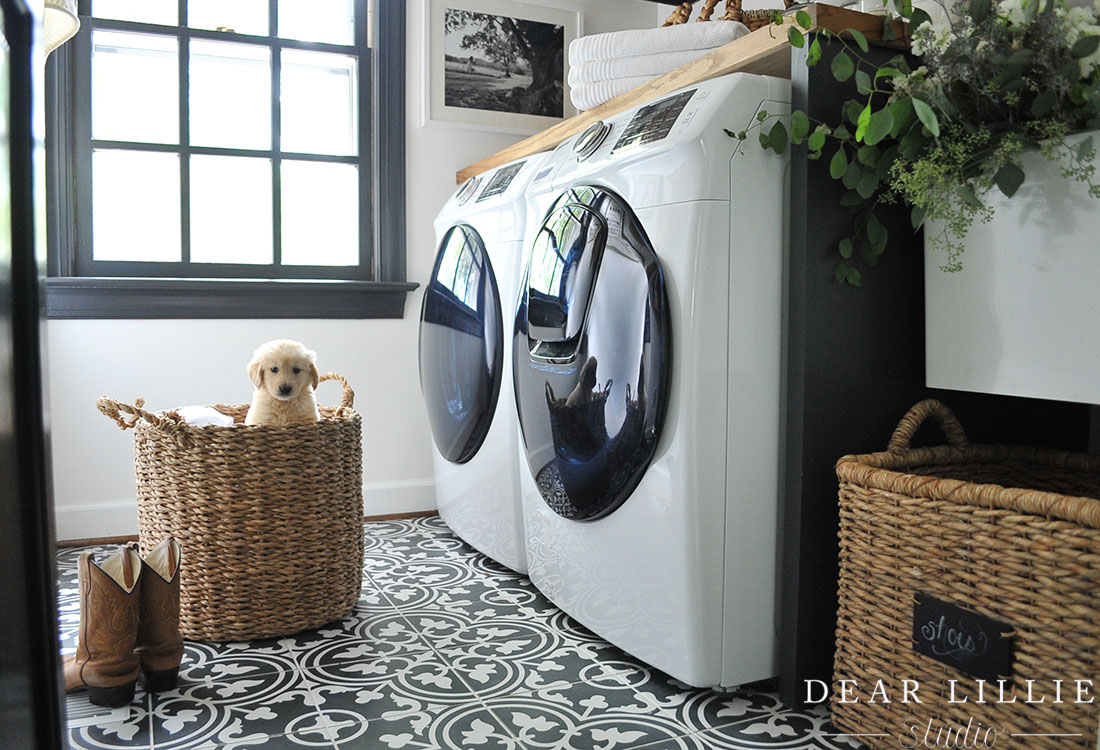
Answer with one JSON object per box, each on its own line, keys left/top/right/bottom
{"left": 571, "top": 76, "right": 657, "bottom": 112}
{"left": 568, "top": 47, "right": 731, "bottom": 87}
{"left": 568, "top": 21, "right": 750, "bottom": 65}
{"left": 177, "top": 405, "right": 236, "bottom": 427}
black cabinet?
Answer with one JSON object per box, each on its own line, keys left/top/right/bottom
{"left": 778, "top": 36, "right": 1093, "bottom": 706}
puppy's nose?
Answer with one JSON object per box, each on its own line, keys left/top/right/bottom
{"left": 278, "top": 385, "right": 293, "bottom": 396}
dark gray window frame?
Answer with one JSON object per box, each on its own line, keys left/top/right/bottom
{"left": 44, "top": 0, "right": 416, "bottom": 319}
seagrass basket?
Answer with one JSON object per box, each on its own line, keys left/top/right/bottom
{"left": 832, "top": 399, "right": 1100, "bottom": 749}
{"left": 97, "top": 373, "right": 364, "bottom": 642}
{"left": 662, "top": 0, "right": 794, "bottom": 30}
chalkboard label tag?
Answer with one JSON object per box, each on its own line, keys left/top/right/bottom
{"left": 912, "top": 593, "right": 1014, "bottom": 682}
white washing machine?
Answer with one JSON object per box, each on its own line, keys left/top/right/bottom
{"left": 513, "top": 73, "right": 790, "bottom": 688}
{"left": 419, "top": 153, "right": 549, "bottom": 574}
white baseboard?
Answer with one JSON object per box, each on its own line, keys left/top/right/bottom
{"left": 54, "top": 479, "right": 438, "bottom": 542}
{"left": 54, "top": 500, "right": 139, "bottom": 542}
{"left": 363, "top": 478, "right": 437, "bottom": 517}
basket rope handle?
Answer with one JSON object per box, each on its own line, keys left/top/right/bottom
{"left": 697, "top": 0, "right": 720, "bottom": 21}
{"left": 96, "top": 396, "right": 196, "bottom": 448}
{"left": 98, "top": 373, "right": 353, "bottom": 439}
{"left": 318, "top": 372, "right": 355, "bottom": 411}
{"left": 887, "top": 399, "right": 969, "bottom": 453}
{"left": 97, "top": 396, "right": 174, "bottom": 431}
{"left": 663, "top": 1, "right": 695, "bottom": 25}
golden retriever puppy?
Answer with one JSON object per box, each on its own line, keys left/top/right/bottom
{"left": 244, "top": 339, "right": 321, "bottom": 426}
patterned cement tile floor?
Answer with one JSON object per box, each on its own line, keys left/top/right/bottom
{"left": 58, "top": 516, "right": 862, "bottom": 750}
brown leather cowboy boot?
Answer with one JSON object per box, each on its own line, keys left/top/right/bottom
{"left": 63, "top": 546, "right": 142, "bottom": 707}
{"left": 133, "top": 537, "right": 183, "bottom": 692}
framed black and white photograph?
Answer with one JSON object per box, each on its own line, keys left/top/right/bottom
{"left": 424, "top": 0, "right": 581, "bottom": 134}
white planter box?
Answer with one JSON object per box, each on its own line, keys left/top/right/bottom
{"left": 924, "top": 130, "right": 1100, "bottom": 405}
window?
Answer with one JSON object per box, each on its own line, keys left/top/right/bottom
{"left": 45, "top": 0, "right": 413, "bottom": 319}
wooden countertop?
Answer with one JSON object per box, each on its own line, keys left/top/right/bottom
{"left": 455, "top": 4, "right": 908, "bottom": 183}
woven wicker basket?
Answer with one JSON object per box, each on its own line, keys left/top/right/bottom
{"left": 662, "top": 0, "right": 794, "bottom": 30}
{"left": 833, "top": 399, "right": 1100, "bottom": 749}
{"left": 97, "top": 373, "right": 364, "bottom": 642}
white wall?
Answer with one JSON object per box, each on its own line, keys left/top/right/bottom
{"left": 47, "top": 320, "right": 433, "bottom": 539}
{"left": 47, "top": 0, "right": 662, "bottom": 541}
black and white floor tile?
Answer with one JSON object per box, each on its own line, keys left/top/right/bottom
{"left": 59, "top": 516, "right": 863, "bottom": 750}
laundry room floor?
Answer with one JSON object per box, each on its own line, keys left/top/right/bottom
{"left": 59, "top": 516, "right": 863, "bottom": 750}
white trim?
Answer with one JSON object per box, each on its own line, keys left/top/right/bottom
{"left": 54, "top": 500, "right": 139, "bottom": 541}
{"left": 363, "top": 478, "right": 438, "bottom": 516}
{"left": 53, "top": 479, "right": 439, "bottom": 542}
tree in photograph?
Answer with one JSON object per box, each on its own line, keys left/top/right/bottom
{"left": 444, "top": 10, "right": 563, "bottom": 115}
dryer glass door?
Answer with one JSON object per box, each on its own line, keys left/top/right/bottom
{"left": 514, "top": 187, "right": 671, "bottom": 521}
{"left": 420, "top": 224, "right": 503, "bottom": 464}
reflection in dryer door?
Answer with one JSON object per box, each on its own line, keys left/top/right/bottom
{"left": 526, "top": 201, "right": 606, "bottom": 354}
{"left": 420, "top": 224, "right": 503, "bottom": 464}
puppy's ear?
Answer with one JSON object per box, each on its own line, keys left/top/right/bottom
{"left": 247, "top": 355, "right": 265, "bottom": 388}
{"left": 306, "top": 350, "right": 320, "bottom": 390}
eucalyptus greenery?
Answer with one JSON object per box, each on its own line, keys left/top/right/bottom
{"left": 731, "top": 0, "right": 1100, "bottom": 285}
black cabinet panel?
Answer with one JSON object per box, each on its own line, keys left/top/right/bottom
{"left": 778, "top": 37, "right": 1093, "bottom": 707}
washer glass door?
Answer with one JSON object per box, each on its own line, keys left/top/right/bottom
{"left": 419, "top": 224, "right": 503, "bottom": 464}
{"left": 514, "top": 187, "right": 671, "bottom": 521}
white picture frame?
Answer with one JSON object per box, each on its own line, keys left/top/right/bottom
{"left": 424, "top": 0, "right": 582, "bottom": 135}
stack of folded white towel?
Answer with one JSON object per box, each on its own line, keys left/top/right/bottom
{"left": 568, "top": 21, "right": 751, "bottom": 112}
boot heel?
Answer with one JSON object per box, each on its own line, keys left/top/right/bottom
{"left": 141, "top": 667, "right": 179, "bottom": 693}
{"left": 86, "top": 681, "right": 136, "bottom": 708}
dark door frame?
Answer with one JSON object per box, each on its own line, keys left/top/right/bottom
{"left": 0, "top": 0, "right": 65, "bottom": 747}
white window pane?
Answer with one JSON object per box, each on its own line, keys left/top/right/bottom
{"left": 92, "top": 150, "right": 180, "bottom": 262}
{"left": 92, "top": 31, "right": 178, "bottom": 144}
{"left": 190, "top": 40, "right": 271, "bottom": 150}
{"left": 188, "top": 0, "right": 269, "bottom": 36}
{"left": 190, "top": 156, "right": 273, "bottom": 265}
{"left": 93, "top": 0, "right": 177, "bottom": 25}
{"left": 281, "top": 161, "right": 357, "bottom": 266}
{"left": 280, "top": 50, "right": 356, "bottom": 156}
{"left": 278, "top": 0, "right": 353, "bottom": 45}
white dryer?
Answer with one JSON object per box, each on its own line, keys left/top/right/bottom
{"left": 513, "top": 73, "right": 790, "bottom": 688}
{"left": 419, "top": 154, "right": 548, "bottom": 574}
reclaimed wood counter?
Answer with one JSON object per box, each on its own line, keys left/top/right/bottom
{"left": 455, "top": 3, "right": 908, "bottom": 183}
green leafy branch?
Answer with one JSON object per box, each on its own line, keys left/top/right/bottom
{"left": 733, "top": 7, "right": 935, "bottom": 285}
{"left": 728, "top": 0, "right": 1100, "bottom": 285}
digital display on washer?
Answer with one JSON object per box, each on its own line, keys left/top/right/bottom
{"left": 612, "top": 89, "right": 697, "bottom": 152}
{"left": 477, "top": 160, "right": 526, "bottom": 201}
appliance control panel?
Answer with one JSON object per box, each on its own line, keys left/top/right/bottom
{"left": 455, "top": 175, "right": 482, "bottom": 205}
{"left": 538, "top": 74, "right": 791, "bottom": 194}
{"left": 532, "top": 164, "right": 555, "bottom": 184}
{"left": 611, "top": 89, "right": 697, "bottom": 153}
{"left": 477, "top": 159, "right": 526, "bottom": 201}
{"left": 574, "top": 120, "right": 613, "bottom": 160}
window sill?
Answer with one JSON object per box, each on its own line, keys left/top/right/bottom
{"left": 45, "top": 277, "right": 420, "bottom": 320}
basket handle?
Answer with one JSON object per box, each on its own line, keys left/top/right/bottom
{"left": 697, "top": 0, "right": 720, "bottom": 21}
{"left": 318, "top": 372, "right": 355, "bottom": 410}
{"left": 662, "top": 1, "right": 695, "bottom": 25}
{"left": 886, "top": 399, "right": 969, "bottom": 453}
{"left": 96, "top": 396, "right": 196, "bottom": 448}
